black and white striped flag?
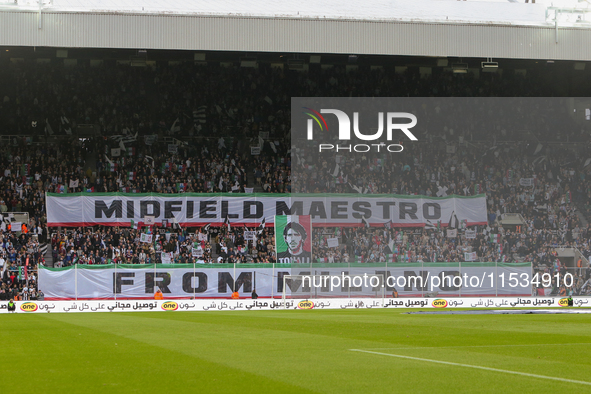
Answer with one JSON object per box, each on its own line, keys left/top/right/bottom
{"left": 349, "top": 182, "right": 365, "bottom": 194}
{"left": 193, "top": 106, "right": 207, "bottom": 127}
{"left": 362, "top": 217, "right": 371, "bottom": 229}
{"left": 257, "top": 217, "right": 266, "bottom": 234}
{"left": 61, "top": 115, "right": 72, "bottom": 135}
{"left": 45, "top": 119, "right": 54, "bottom": 135}
{"left": 448, "top": 211, "right": 459, "bottom": 229}
{"left": 331, "top": 164, "right": 340, "bottom": 177}
{"left": 425, "top": 220, "right": 437, "bottom": 231}
{"left": 224, "top": 215, "right": 231, "bottom": 232}
{"left": 109, "top": 132, "right": 137, "bottom": 143}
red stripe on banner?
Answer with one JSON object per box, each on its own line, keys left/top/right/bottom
{"left": 45, "top": 294, "right": 532, "bottom": 301}
{"left": 309, "top": 221, "right": 488, "bottom": 228}
{"left": 47, "top": 222, "right": 275, "bottom": 228}
{"left": 182, "top": 222, "right": 272, "bottom": 228}
{"left": 297, "top": 215, "right": 313, "bottom": 253}
{"left": 47, "top": 221, "right": 489, "bottom": 228}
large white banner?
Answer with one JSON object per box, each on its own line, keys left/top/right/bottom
{"left": 2, "top": 297, "right": 587, "bottom": 314}
{"left": 286, "top": 264, "right": 531, "bottom": 297}
{"left": 39, "top": 263, "right": 530, "bottom": 299}
{"left": 39, "top": 265, "right": 277, "bottom": 299}
{"left": 46, "top": 193, "right": 487, "bottom": 228}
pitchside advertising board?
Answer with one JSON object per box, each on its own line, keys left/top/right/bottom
{"left": 2, "top": 297, "right": 588, "bottom": 313}
{"left": 39, "top": 263, "right": 532, "bottom": 299}
{"left": 45, "top": 193, "right": 487, "bottom": 228}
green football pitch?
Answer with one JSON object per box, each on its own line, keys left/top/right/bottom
{"left": 4, "top": 309, "right": 591, "bottom": 393}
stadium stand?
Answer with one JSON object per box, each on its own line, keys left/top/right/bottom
{"left": 1, "top": 60, "right": 590, "bottom": 298}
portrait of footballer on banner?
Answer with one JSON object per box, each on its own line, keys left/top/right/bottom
{"left": 275, "top": 215, "right": 312, "bottom": 264}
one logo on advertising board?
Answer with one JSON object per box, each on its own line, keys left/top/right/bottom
{"left": 161, "top": 301, "right": 179, "bottom": 311}
{"left": 20, "top": 302, "right": 38, "bottom": 312}
{"left": 303, "top": 107, "right": 417, "bottom": 153}
{"left": 431, "top": 299, "right": 448, "bottom": 308}
{"left": 297, "top": 300, "right": 314, "bottom": 310}
{"left": 558, "top": 298, "right": 569, "bottom": 307}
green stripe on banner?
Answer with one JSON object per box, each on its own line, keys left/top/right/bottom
{"left": 155, "top": 263, "right": 193, "bottom": 269}
{"left": 45, "top": 192, "right": 487, "bottom": 200}
{"left": 76, "top": 264, "right": 118, "bottom": 270}
{"left": 497, "top": 262, "right": 532, "bottom": 268}
{"left": 458, "top": 262, "right": 496, "bottom": 268}
{"left": 38, "top": 262, "right": 532, "bottom": 271}
{"left": 274, "top": 215, "right": 289, "bottom": 254}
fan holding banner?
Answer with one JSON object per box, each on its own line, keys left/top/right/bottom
{"left": 275, "top": 215, "right": 312, "bottom": 264}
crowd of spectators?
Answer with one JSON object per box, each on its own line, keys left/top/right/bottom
{"left": 1, "top": 60, "right": 591, "bottom": 297}
{"left": 50, "top": 225, "right": 277, "bottom": 266}
{"left": 1, "top": 61, "right": 559, "bottom": 138}
{"left": 52, "top": 226, "right": 211, "bottom": 266}
{"left": 0, "top": 229, "right": 43, "bottom": 301}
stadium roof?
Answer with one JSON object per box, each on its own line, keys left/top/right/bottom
{"left": 1, "top": 0, "right": 590, "bottom": 60}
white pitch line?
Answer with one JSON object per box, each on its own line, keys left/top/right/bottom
{"left": 362, "top": 342, "right": 591, "bottom": 351}
{"left": 349, "top": 349, "right": 591, "bottom": 387}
